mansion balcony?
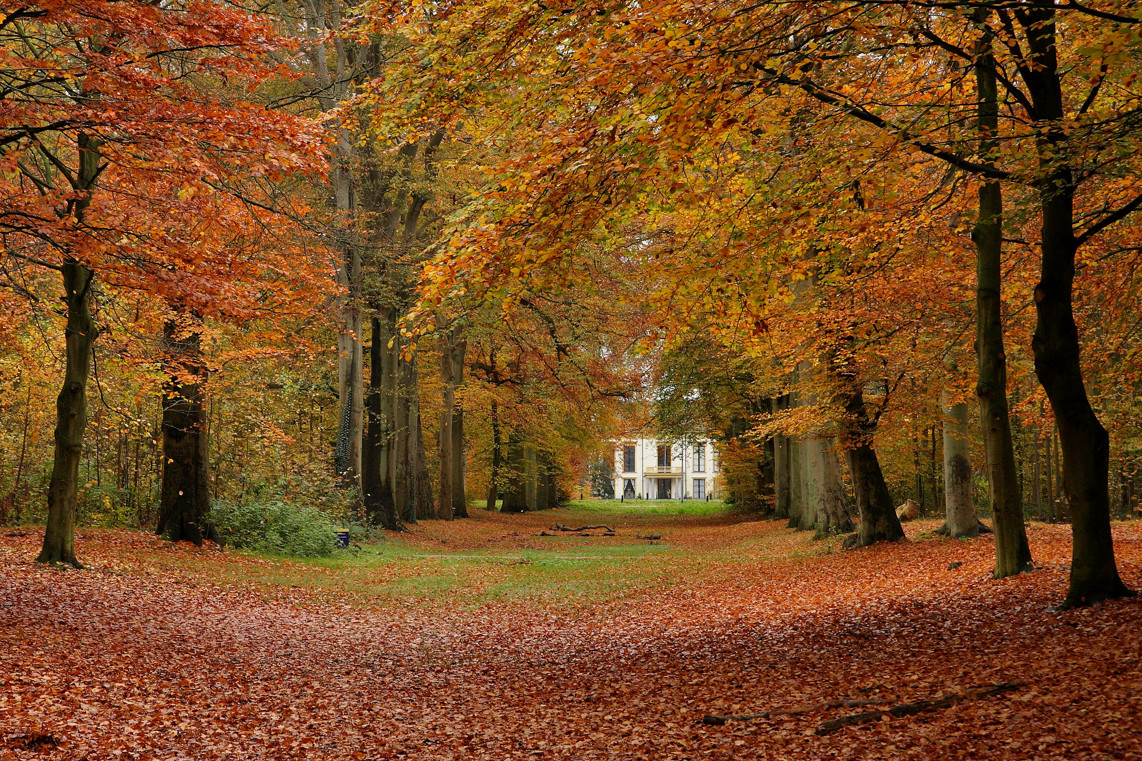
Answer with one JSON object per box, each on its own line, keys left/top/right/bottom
{"left": 644, "top": 465, "right": 683, "bottom": 477}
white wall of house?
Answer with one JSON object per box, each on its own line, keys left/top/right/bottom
{"left": 612, "top": 439, "right": 719, "bottom": 500}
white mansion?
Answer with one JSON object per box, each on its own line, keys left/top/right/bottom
{"left": 612, "top": 439, "right": 720, "bottom": 500}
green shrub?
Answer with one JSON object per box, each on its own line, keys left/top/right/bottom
{"left": 211, "top": 499, "right": 337, "bottom": 557}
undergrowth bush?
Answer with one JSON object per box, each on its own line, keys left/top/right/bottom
{"left": 212, "top": 499, "right": 337, "bottom": 557}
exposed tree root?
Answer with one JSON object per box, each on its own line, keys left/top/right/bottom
{"left": 814, "top": 681, "right": 1021, "bottom": 735}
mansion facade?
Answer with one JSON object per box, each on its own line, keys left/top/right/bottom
{"left": 612, "top": 439, "right": 720, "bottom": 501}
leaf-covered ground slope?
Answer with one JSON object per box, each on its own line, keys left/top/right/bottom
{"left": 2, "top": 510, "right": 1141, "bottom": 760}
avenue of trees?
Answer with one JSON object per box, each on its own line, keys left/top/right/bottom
{"left": 2, "top": 0, "right": 1141, "bottom": 608}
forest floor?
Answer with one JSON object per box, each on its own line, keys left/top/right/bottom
{"left": 2, "top": 506, "right": 1142, "bottom": 760}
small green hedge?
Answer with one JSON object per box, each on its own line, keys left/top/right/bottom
{"left": 212, "top": 499, "right": 337, "bottom": 557}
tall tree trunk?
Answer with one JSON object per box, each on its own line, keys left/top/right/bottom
{"left": 773, "top": 394, "right": 791, "bottom": 520}
{"left": 333, "top": 158, "right": 364, "bottom": 490}
{"left": 843, "top": 388, "right": 905, "bottom": 548}
{"left": 413, "top": 404, "right": 434, "bottom": 522}
{"left": 942, "top": 389, "right": 977, "bottom": 538}
{"left": 974, "top": 20, "right": 1033, "bottom": 577}
{"left": 393, "top": 347, "right": 412, "bottom": 522}
{"left": 797, "top": 436, "right": 817, "bottom": 532}
{"left": 451, "top": 336, "right": 468, "bottom": 518}
{"left": 156, "top": 310, "right": 216, "bottom": 545}
{"left": 809, "top": 437, "right": 853, "bottom": 538}
{"left": 38, "top": 261, "right": 97, "bottom": 567}
{"left": 39, "top": 132, "right": 102, "bottom": 567}
{"left": 501, "top": 434, "right": 528, "bottom": 513}
{"left": 438, "top": 329, "right": 467, "bottom": 519}
{"left": 438, "top": 336, "right": 455, "bottom": 521}
{"left": 487, "top": 400, "right": 502, "bottom": 510}
{"left": 363, "top": 313, "right": 400, "bottom": 529}
{"left": 787, "top": 436, "right": 804, "bottom": 529}
{"left": 1017, "top": 6, "right": 1130, "bottom": 605}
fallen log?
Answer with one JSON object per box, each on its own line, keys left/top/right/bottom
{"left": 552, "top": 524, "right": 615, "bottom": 533}
{"left": 702, "top": 698, "right": 887, "bottom": 725}
{"left": 635, "top": 534, "right": 661, "bottom": 540}
{"left": 814, "top": 681, "right": 1021, "bottom": 736}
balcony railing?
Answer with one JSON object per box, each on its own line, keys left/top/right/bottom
{"left": 644, "top": 465, "right": 683, "bottom": 476}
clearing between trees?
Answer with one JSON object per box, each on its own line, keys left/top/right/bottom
{"left": 2, "top": 504, "right": 1140, "bottom": 760}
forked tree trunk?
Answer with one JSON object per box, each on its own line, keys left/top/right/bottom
{"left": 941, "top": 390, "right": 977, "bottom": 538}
{"left": 1020, "top": 6, "right": 1130, "bottom": 607}
{"left": 156, "top": 311, "right": 217, "bottom": 545}
{"left": 974, "top": 23, "right": 1033, "bottom": 576}
{"left": 39, "top": 132, "right": 101, "bottom": 567}
{"left": 38, "top": 260, "right": 97, "bottom": 567}
{"left": 843, "top": 388, "right": 905, "bottom": 548}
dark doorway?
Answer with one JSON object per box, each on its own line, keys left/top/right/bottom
{"left": 656, "top": 479, "right": 672, "bottom": 499}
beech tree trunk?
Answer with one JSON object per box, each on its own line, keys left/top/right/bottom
{"left": 393, "top": 344, "right": 412, "bottom": 522}
{"left": 843, "top": 388, "right": 905, "bottom": 548}
{"left": 942, "top": 390, "right": 977, "bottom": 538}
{"left": 773, "top": 431, "right": 790, "bottom": 520}
{"left": 452, "top": 337, "right": 468, "bottom": 518}
{"left": 1020, "top": 6, "right": 1129, "bottom": 605}
{"left": 1025, "top": 17, "right": 1127, "bottom": 603}
{"left": 797, "top": 436, "right": 816, "bottom": 532}
{"left": 974, "top": 23, "right": 1033, "bottom": 577}
{"left": 501, "top": 434, "right": 528, "bottom": 513}
{"left": 363, "top": 313, "right": 400, "bottom": 529}
{"left": 156, "top": 311, "right": 217, "bottom": 545}
{"left": 438, "top": 337, "right": 455, "bottom": 521}
{"left": 487, "top": 401, "right": 502, "bottom": 510}
{"left": 809, "top": 437, "right": 853, "bottom": 538}
{"left": 787, "top": 433, "right": 804, "bottom": 529}
{"left": 38, "top": 260, "right": 97, "bottom": 567}
{"left": 411, "top": 399, "right": 433, "bottom": 522}
{"left": 39, "top": 131, "right": 101, "bottom": 567}
{"left": 332, "top": 159, "right": 364, "bottom": 489}
{"left": 438, "top": 329, "right": 467, "bottom": 519}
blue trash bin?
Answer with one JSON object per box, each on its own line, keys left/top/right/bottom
{"left": 334, "top": 529, "right": 350, "bottom": 548}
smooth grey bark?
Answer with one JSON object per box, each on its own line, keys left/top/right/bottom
{"left": 438, "top": 335, "right": 456, "bottom": 521}
{"left": 941, "top": 389, "right": 977, "bottom": 538}
{"left": 487, "top": 400, "right": 502, "bottom": 510}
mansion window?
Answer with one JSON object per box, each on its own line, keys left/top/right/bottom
{"left": 693, "top": 443, "right": 705, "bottom": 472}
{"left": 657, "top": 445, "right": 671, "bottom": 467}
{"left": 693, "top": 478, "right": 706, "bottom": 500}
{"left": 622, "top": 445, "right": 636, "bottom": 473}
